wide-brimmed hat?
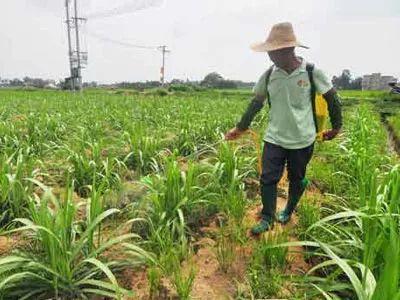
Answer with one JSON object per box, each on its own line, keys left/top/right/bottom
{"left": 251, "top": 22, "right": 308, "bottom": 52}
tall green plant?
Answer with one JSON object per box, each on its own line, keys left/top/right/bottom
{"left": 0, "top": 150, "right": 36, "bottom": 225}
{"left": 0, "top": 181, "right": 149, "bottom": 299}
{"left": 67, "top": 142, "right": 124, "bottom": 197}
{"left": 290, "top": 106, "right": 400, "bottom": 299}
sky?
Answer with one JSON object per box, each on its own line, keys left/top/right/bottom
{"left": 0, "top": 0, "right": 399, "bottom": 83}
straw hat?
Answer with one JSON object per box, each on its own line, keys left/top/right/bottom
{"left": 251, "top": 22, "right": 308, "bottom": 52}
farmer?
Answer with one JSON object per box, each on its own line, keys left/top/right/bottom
{"left": 225, "top": 22, "right": 342, "bottom": 235}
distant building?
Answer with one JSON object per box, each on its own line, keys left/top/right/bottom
{"left": 362, "top": 73, "right": 398, "bottom": 90}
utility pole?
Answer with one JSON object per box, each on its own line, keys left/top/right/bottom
{"left": 158, "top": 45, "right": 170, "bottom": 86}
{"left": 73, "top": 0, "right": 82, "bottom": 90}
{"left": 65, "top": 0, "right": 87, "bottom": 91}
{"left": 65, "top": 0, "right": 75, "bottom": 90}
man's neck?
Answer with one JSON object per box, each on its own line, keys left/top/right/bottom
{"left": 280, "top": 56, "right": 302, "bottom": 74}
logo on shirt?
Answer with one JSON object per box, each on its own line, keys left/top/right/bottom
{"left": 297, "top": 79, "right": 309, "bottom": 88}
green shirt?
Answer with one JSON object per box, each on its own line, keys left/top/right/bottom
{"left": 253, "top": 58, "right": 332, "bottom": 149}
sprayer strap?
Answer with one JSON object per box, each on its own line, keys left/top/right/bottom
{"left": 305, "top": 63, "right": 318, "bottom": 132}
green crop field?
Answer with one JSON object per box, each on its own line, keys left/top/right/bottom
{"left": 0, "top": 88, "right": 399, "bottom": 299}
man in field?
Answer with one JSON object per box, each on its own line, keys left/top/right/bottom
{"left": 225, "top": 22, "right": 342, "bottom": 235}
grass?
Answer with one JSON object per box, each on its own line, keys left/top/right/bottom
{"left": 172, "top": 261, "right": 196, "bottom": 300}
{"left": 288, "top": 105, "right": 400, "bottom": 299}
{"left": 296, "top": 194, "right": 321, "bottom": 241}
{"left": 0, "top": 181, "right": 149, "bottom": 299}
{"left": 66, "top": 142, "right": 125, "bottom": 197}
{"left": 0, "top": 88, "right": 398, "bottom": 298}
{"left": 247, "top": 230, "right": 289, "bottom": 298}
{"left": 0, "top": 150, "right": 36, "bottom": 226}
{"left": 215, "top": 223, "right": 237, "bottom": 273}
{"left": 388, "top": 113, "right": 400, "bottom": 138}
{"left": 338, "top": 90, "right": 387, "bottom": 99}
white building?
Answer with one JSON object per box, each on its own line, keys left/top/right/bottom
{"left": 362, "top": 73, "right": 397, "bottom": 90}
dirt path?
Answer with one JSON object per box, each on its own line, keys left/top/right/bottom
{"left": 180, "top": 195, "right": 310, "bottom": 300}
{"left": 125, "top": 171, "right": 314, "bottom": 299}
{"left": 244, "top": 196, "right": 310, "bottom": 275}
{"left": 127, "top": 196, "right": 310, "bottom": 299}
{"left": 188, "top": 241, "right": 245, "bottom": 300}
{"left": 0, "top": 178, "right": 312, "bottom": 300}
{"left": 380, "top": 112, "right": 400, "bottom": 156}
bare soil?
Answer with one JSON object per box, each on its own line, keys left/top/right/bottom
{"left": 123, "top": 186, "right": 313, "bottom": 299}
{"left": 0, "top": 236, "right": 18, "bottom": 256}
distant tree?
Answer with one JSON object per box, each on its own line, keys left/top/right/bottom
{"left": 349, "top": 77, "right": 362, "bottom": 90}
{"left": 21, "top": 77, "right": 48, "bottom": 88}
{"left": 1, "top": 79, "right": 10, "bottom": 86}
{"left": 9, "top": 78, "right": 24, "bottom": 86}
{"left": 332, "top": 69, "right": 352, "bottom": 90}
{"left": 233, "top": 80, "right": 255, "bottom": 89}
{"left": 83, "top": 81, "right": 98, "bottom": 88}
{"left": 170, "top": 79, "right": 185, "bottom": 85}
{"left": 146, "top": 81, "right": 162, "bottom": 88}
{"left": 34, "top": 79, "right": 47, "bottom": 88}
{"left": 113, "top": 80, "right": 161, "bottom": 90}
{"left": 23, "top": 76, "right": 31, "bottom": 84}
{"left": 201, "top": 72, "right": 237, "bottom": 89}
{"left": 332, "top": 69, "right": 362, "bottom": 90}
{"left": 218, "top": 80, "right": 237, "bottom": 89}
{"left": 201, "top": 72, "right": 224, "bottom": 88}
{"left": 58, "top": 79, "right": 67, "bottom": 90}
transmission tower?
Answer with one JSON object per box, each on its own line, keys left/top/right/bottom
{"left": 65, "top": 0, "right": 87, "bottom": 91}
{"left": 158, "top": 45, "right": 170, "bottom": 86}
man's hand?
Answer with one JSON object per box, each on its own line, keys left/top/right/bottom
{"left": 323, "top": 128, "right": 340, "bottom": 141}
{"left": 225, "top": 127, "right": 246, "bottom": 140}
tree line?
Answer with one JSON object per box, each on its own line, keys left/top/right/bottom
{"left": 0, "top": 69, "right": 362, "bottom": 90}
{"left": 331, "top": 69, "right": 362, "bottom": 90}
{"left": 0, "top": 77, "right": 57, "bottom": 89}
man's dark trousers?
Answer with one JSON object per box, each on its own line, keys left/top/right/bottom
{"left": 259, "top": 141, "right": 314, "bottom": 220}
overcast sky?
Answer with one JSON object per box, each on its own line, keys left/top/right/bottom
{"left": 1, "top": 0, "right": 399, "bottom": 83}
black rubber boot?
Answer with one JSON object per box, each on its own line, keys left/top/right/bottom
{"left": 260, "top": 183, "right": 277, "bottom": 220}
{"left": 251, "top": 184, "right": 277, "bottom": 235}
{"left": 285, "top": 178, "right": 309, "bottom": 215}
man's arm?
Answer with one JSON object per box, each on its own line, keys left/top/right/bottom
{"left": 236, "top": 94, "right": 267, "bottom": 130}
{"left": 225, "top": 94, "right": 266, "bottom": 140}
{"left": 322, "top": 88, "right": 343, "bottom": 140}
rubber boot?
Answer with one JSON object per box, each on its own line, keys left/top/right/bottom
{"left": 277, "top": 178, "right": 309, "bottom": 224}
{"left": 251, "top": 184, "right": 276, "bottom": 235}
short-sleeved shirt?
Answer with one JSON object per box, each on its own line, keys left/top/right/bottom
{"left": 253, "top": 58, "right": 332, "bottom": 149}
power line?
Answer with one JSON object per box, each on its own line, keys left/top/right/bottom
{"left": 63, "top": 0, "right": 172, "bottom": 86}
{"left": 88, "top": 32, "right": 157, "bottom": 50}
{"left": 85, "top": 0, "right": 164, "bottom": 20}
{"left": 88, "top": 32, "right": 172, "bottom": 83}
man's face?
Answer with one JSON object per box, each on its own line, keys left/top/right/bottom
{"left": 267, "top": 47, "right": 294, "bottom": 68}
